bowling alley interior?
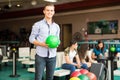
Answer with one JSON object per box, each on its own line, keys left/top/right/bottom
{"left": 0, "top": 0, "right": 120, "bottom": 80}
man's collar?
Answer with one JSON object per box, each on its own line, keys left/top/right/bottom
{"left": 43, "top": 18, "right": 54, "bottom": 24}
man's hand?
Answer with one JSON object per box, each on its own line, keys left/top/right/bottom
{"left": 40, "top": 42, "right": 48, "bottom": 48}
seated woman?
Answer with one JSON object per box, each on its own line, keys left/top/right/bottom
{"left": 92, "top": 40, "right": 108, "bottom": 63}
{"left": 61, "top": 39, "right": 88, "bottom": 74}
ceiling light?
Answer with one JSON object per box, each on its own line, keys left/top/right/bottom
{"left": 4, "top": 0, "right": 12, "bottom": 9}
{"left": 15, "top": 4, "right": 22, "bottom": 8}
{"left": 31, "top": 0, "right": 37, "bottom": 6}
{"left": 8, "top": 0, "right": 12, "bottom": 8}
{"left": 44, "top": 0, "right": 57, "bottom": 2}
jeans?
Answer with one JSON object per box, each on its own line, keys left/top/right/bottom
{"left": 62, "top": 63, "right": 88, "bottom": 74}
{"left": 62, "top": 63, "right": 76, "bottom": 74}
{"left": 35, "top": 54, "right": 56, "bottom": 80}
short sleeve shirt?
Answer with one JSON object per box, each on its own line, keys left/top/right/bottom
{"left": 64, "top": 47, "right": 78, "bottom": 62}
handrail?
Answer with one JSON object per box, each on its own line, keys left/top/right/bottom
{"left": 0, "top": 41, "right": 20, "bottom": 44}
{"left": 78, "top": 41, "right": 120, "bottom": 44}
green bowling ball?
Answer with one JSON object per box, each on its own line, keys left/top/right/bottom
{"left": 78, "top": 74, "right": 90, "bottom": 80}
{"left": 46, "top": 35, "right": 60, "bottom": 48}
{"left": 110, "top": 46, "right": 116, "bottom": 52}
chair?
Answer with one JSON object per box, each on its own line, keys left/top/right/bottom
{"left": 21, "top": 48, "right": 36, "bottom": 67}
{"left": 0, "top": 47, "right": 9, "bottom": 63}
{"left": 18, "top": 47, "right": 30, "bottom": 61}
{"left": 0, "top": 48, "right": 9, "bottom": 70}
{"left": 56, "top": 51, "right": 65, "bottom": 68}
{"left": 54, "top": 51, "right": 70, "bottom": 79}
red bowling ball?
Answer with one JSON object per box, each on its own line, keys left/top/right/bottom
{"left": 79, "top": 69, "right": 89, "bottom": 74}
{"left": 70, "top": 71, "right": 81, "bottom": 78}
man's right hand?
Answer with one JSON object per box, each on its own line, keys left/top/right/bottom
{"left": 33, "top": 40, "right": 48, "bottom": 48}
{"left": 40, "top": 42, "right": 48, "bottom": 48}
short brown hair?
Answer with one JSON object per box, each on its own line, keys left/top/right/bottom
{"left": 44, "top": 3, "right": 55, "bottom": 10}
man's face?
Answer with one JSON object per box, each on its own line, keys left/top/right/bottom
{"left": 43, "top": 5, "right": 55, "bottom": 19}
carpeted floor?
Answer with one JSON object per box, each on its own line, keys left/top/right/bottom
{"left": 0, "top": 62, "right": 34, "bottom": 80}
{"left": 114, "top": 68, "right": 120, "bottom": 80}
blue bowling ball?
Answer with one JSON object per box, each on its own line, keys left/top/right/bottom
{"left": 116, "top": 47, "right": 120, "bottom": 52}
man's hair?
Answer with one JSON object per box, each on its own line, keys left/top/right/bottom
{"left": 44, "top": 3, "right": 55, "bottom": 9}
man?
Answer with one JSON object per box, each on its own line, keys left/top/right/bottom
{"left": 29, "top": 3, "right": 60, "bottom": 80}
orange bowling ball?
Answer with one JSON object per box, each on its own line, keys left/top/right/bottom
{"left": 86, "top": 72, "right": 97, "bottom": 80}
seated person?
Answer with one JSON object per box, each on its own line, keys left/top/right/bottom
{"left": 92, "top": 40, "right": 111, "bottom": 80}
{"left": 61, "top": 39, "right": 88, "bottom": 74}
{"left": 92, "top": 40, "right": 108, "bottom": 63}
{"left": 91, "top": 40, "right": 119, "bottom": 79}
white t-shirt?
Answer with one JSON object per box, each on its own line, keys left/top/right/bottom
{"left": 64, "top": 47, "right": 78, "bottom": 63}
{"left": 69, "top": 50, "right": 77, "bottom": 62}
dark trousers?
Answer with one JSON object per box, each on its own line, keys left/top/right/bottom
{"left": 35, "top": 54, "right": 56, "bottom": 80}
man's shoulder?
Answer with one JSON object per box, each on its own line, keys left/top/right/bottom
{"left": 34, "top": 19, "right": 44, "bottom": 24}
